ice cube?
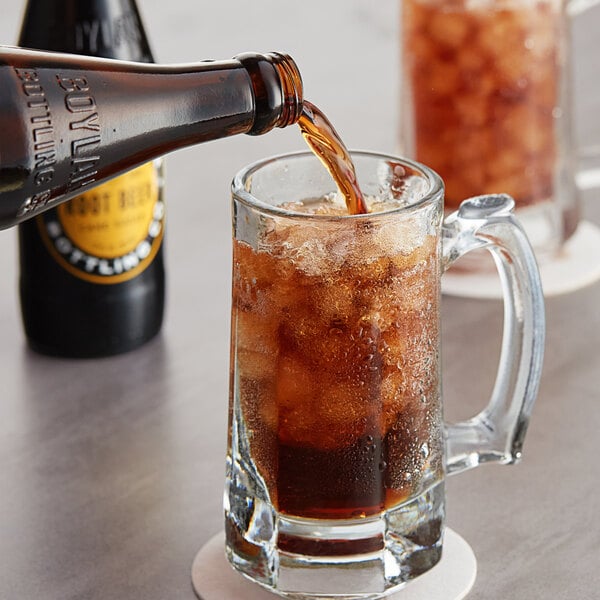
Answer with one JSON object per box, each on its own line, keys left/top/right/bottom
{"left": 428, "top": 10, "right": 472, "bottom": 49}
{"left": 454, "top": 92, "right": 489, "bottom": 127}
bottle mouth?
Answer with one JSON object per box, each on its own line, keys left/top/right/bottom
{"left": 266, "top": 52, "right": 304, "bottom": 127}
{"left": 235, "top": 51, "right": 304, "bottom": 135}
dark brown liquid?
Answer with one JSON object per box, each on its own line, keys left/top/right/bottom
{"left": 298, "top": 100, "right": 368, "bottom": 215}
{"left": 276, "top": 432, "right": 421, "bottom": 520}
{"left": 233, "top": 219, "right": 442, "bottom": 520}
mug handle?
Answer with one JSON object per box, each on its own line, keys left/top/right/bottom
{"left": 442, "top": 194, "right": 545, "bottom": 476}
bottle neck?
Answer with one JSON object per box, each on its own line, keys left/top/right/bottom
{"left": 235, "top": 52, "right": 303, "bottom": 135}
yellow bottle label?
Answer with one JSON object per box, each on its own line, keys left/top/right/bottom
{"left": 37, "top": 162, "right": 165, "bottom": 284}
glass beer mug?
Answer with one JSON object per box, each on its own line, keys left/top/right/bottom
{"left": 224, "top": 151, "right": 544, "bottom": 598}
{"left": 399, "top": 0, "right": 600, "bottom": 258}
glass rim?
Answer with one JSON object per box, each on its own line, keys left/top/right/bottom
{"left": 231, "top": 149, "right": 445, "bottom": 220}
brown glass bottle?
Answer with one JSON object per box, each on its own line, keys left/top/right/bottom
{"left": 1, "top": 9, "right": 302, "bottom": 357}
{"left": 0, "top": 46, "right": 302, "bottom": 228}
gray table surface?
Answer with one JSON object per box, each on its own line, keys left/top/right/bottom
{"left": 1, "top": 2, "right": 599, "bottom": 599}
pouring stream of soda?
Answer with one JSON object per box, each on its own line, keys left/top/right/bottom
{"left": 298, "top": 101, "right": 368, "bottom": 215}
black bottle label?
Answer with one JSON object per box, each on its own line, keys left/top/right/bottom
{"left": 36, "top": 162, "right": 165, "bottom": 283}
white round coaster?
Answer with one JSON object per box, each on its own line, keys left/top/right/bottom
{"left": 191, "top": 528, "right": 477, "bottom": 600}
{"left": 441, "top": 220, "right": 600, "bottom": 299}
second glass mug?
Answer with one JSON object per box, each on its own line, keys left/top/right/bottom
{"left": 399, "top": 0, "right": 600, "bottom": 259}
{"left": 225, "top": 151, "right": 545, "bottom": 598}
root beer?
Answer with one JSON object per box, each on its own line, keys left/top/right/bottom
{"left": 402, "top": 0, "right": 560, "bottom": 209}
{"left": 232, "top": 200, "right": 442, "bottom": 520}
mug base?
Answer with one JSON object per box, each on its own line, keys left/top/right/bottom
{"left": 191, "top": 527, "right": 476, "bottom": 600}
{"left": 223, "top": 481, "right": 445, "bottom": 598}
